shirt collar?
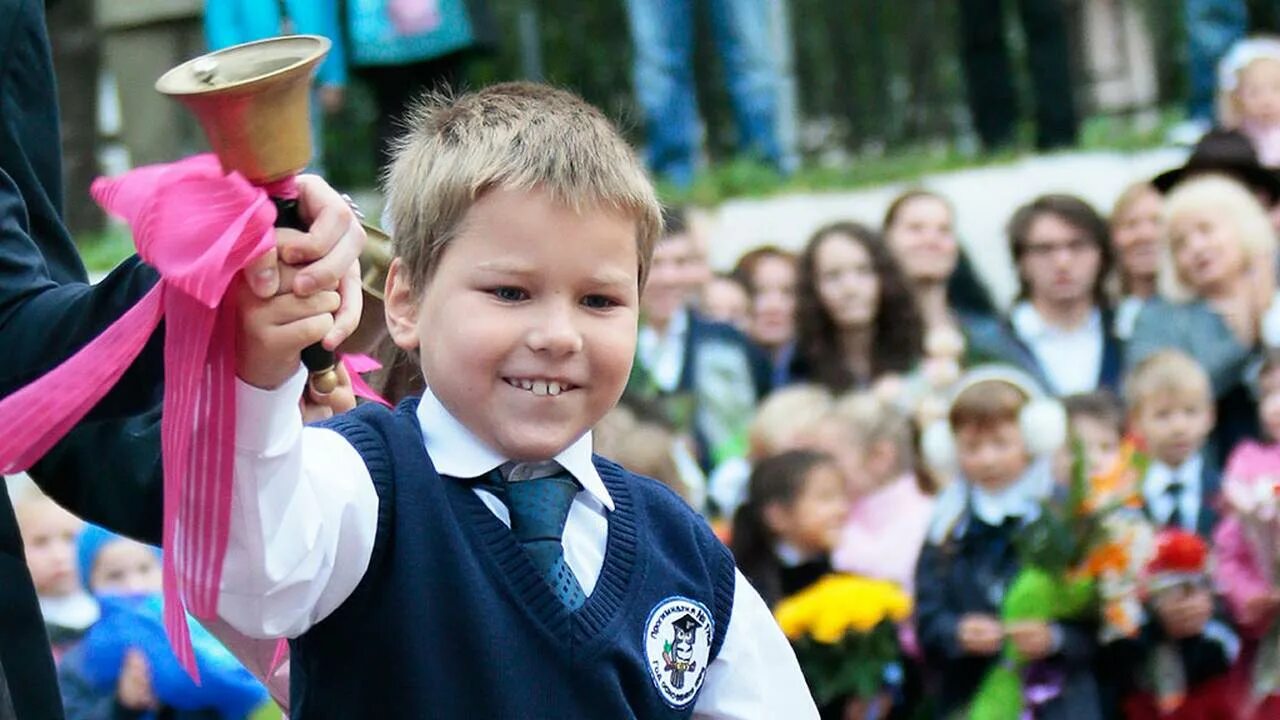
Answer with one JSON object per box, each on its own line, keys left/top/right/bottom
{"left": 965, "top": 458, "right": 1052, "bottom": 527}
{"left": 774, "top": 540, "right": 819, "bottom": 568}
{"left": 415, "top": 386, "right": 614, "bottom": 511}
{"left": 1011, "top": 302, "right": 1101, "bottom": 339}
{"left": 1145, "top": 453, "right": 1204, "bottom": 498}
{"left": 641, "top": 306, "right": 689, "bottom": 343}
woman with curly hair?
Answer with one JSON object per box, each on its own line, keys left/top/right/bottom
{"left": 789, "top": 222, "right": 925, "bottom": 393}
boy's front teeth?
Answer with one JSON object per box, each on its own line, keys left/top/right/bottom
{"left": 511, "top": 378, "right": 563, "bottom": 396}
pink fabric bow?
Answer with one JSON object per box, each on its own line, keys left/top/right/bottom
{"left": 0, "top": 154, "right": 280, "bottom": 679}
{"left": 341, "top": 353, "right": 392, "bottom": 407}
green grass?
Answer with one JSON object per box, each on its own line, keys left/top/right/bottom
{"left": 659, "top": 108, "right": 1180, "bottom": 206}
{"left": 76, "top": 224, "right": 134, "bottom": 274}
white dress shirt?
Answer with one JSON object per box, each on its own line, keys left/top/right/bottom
{"left": 637, "top": 306, "right": 689, "bottom": 392}
{"left": 218, "top": 369, "right": 817, "bottom": 719}
{"left": 1010, "top": 302, "right": 1104, "bottom": 395}
{"left": 1142, "top": 454, "right": 1204, "bottom": 531}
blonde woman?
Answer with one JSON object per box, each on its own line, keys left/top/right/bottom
{"left": 1128, "top": 174, "right": 1280, "bottom": 460}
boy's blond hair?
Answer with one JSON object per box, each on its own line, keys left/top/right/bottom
{"left": 747, "top": 384, "right": 834, "bottom": 460}
{"left": 1161, "top": 175, "right": 1276, "bottom": 301}
{"left": 831, "top": 392, "right": 914, "bottom": 474}
{"left": 384, "top": 82, "right": 663, "bottom": 292}
{"left": 1124, "top": 350, "right": 1213, "bottom": 414}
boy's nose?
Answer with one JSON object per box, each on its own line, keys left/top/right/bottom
{"left": 527, "top": 305, "right": 583, "bottom": 355}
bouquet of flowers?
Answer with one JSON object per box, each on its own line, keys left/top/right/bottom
{"left": 970, "top": 441, "right": 1154, "bottom": 719}
{"left": 774, "top": 574, "right": 912, "bottom": 705}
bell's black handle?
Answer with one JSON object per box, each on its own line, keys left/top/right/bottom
{"left": 274, "top": 196, "right": 339, "bottom": 394}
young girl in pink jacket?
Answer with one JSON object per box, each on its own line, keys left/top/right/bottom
{"left": 1214, "top": 350, "right": 1280, "bottom": 718}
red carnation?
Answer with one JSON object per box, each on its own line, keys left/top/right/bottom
{"left": 1147, "top": 529, "right": 1208, "bottom": 575}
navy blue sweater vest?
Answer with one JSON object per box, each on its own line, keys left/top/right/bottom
{"left": 293, "top": 400, "right": 737, "bottom": 719}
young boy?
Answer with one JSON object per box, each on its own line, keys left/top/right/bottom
{"left": 216, "top": 83, "right": 816, "bottom": 718}
{"left": 59, "top": 527, "right": 269, "bottom": 719}
{"left": 13, "top": 483, "right": 98, "bottom": 661}
{"left": 915, "top": 368, "right": 1102, "bottom": 719}
{"left": 1061, "top": 391, "right": 1125, "bottom": 481}
{"left": 1126, "top": 351, "right": 1220, "bottom": 538}
{"left": 1102, "top": 351, "right": 1237, "bottom": 719}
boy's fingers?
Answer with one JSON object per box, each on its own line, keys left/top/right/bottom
{"left": 292, "top": 218, "right": 364, "bottom": 296}
{"left": 274, "top": 313, "right": 337, "bottom": 351}
{"left": 324, "top": 261, "right": 364, "bottom": 349}
{"left": 262, "top": 291, "right": 342, "bottom": 325}
{"left": 243, "top": 246, "right": 280, "bottom": 299}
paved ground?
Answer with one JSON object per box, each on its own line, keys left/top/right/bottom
{"left": 705, "top": 146, "right": 1187, "bottom": 309}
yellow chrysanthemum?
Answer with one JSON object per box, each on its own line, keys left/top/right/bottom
{"left": 810, "top": 606, "right": 849, "bottom": 644}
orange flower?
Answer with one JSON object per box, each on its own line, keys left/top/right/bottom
{"left": 1081, "top": 542, "right": 1130, "bottom": 577}
{"left": 1104, "top": 601, "right": 1138, "bottom": 638}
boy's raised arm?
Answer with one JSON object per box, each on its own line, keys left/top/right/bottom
{"left": 215, "top": 282, "right": 379, "bottom": 639}
{"left": 218, "top": 369, "right": 379, "bottom": 639}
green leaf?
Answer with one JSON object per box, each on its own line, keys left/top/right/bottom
{"left": 969, "top": 665, "right": 1024, "bottom": 720}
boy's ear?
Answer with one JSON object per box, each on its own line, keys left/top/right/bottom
{"left": 383, "top": 259, "right": 421, "bottom": 352}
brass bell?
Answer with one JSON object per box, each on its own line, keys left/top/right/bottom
{"left": 155, "top": 35, "right": 330, "bottom": 185}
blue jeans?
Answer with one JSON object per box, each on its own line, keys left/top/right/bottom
{"left": 624, "top": 0, "right": 781, "bottom": 187}
{"left": 1186, "top": 0, "right": 1247, "bottom": 122}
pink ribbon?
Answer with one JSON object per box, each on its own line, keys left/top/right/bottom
{"left": 341, "top": 353, "right": 392, "bottom": 407}
{"left": 0, "top": 154, "right": 278, "bottom": 680}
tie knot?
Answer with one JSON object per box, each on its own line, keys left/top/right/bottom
{"left": 502, "top": 460, "right": 564, "bottom": 483}
{"left": 503, "top": 465, "right": 581, "bottom": 545}
{"left": 1166, "top": 480, "right": 1184, "bottom": 498}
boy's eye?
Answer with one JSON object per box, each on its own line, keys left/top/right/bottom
{"left": 489, "top": 286, "right": 528, "bottom": 302}
{"left": 582, "top": 294, "right": 618, "bottom": 310}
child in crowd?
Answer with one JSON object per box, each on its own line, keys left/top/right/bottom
{"left": 1214, "top": 350, "right": 1280, "bottom": 717}
{"left": 818, "top": 393, "right": 934, "bottom": 596}
{"left": 1219, "top": 37, "right": 1280, "bottom": 167}
{"left": 14, "top": 484, "right": 98, "bottom": 661}
{"left": 707, "top": 383, "right": 833, "bottom": 518}
{"left": 216, "top": 82, "right": 815, "bottom": 718}
{"left": 1061, "top": 391, "right": 1126, "bottom": 483}
{"left": 58, "top": 527, "right": 268, "bottom": 719}
{"left": 1127, "top": 351, "right": 1221, "bottom": 537}
{"left": 595, "top": 405, "right": 694, "bottom": 505}
{"left": 818, "top": 393, "right": 932, "bottom": 720}
{"left": 729, "top": 449, "right": 857, "bottom": 719}
{"left": 1104, "top": 351, "right": 1237, "bottom": 718}
{"left": 699, "top": 273, "right": 752, "bottom": 333}
{"left": 730, "top": 449, "right": 847, "bottom": 608}
{"left": 1117, "top": 529, "right": 1238, "bottom": 720}
{"left": 915, "top": 367, "right": 1102, "bottom": 719}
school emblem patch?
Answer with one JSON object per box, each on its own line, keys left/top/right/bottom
{"left": 644, "top": 596, "right": 714, "bottom": 708}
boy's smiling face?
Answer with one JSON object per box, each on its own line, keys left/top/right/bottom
{"left": 386, "top": 187, "right": 641, "bottom": 461}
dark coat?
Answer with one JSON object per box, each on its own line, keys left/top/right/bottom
{"left": 914, "top": 516, "right": 1103, "bottom": 720}
{"left": 964, "top": 307, "right": 1125, "bottom": 396}
{"left": 0, "top": 1, "right": 165, "bottom": 717}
